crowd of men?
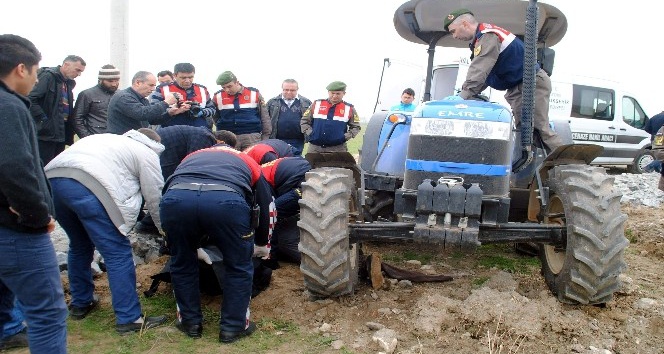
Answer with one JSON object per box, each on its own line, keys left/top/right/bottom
{"left": 0, "top": 33, "right": 364, "bottom": 350}
{"left": 1, "top": 5, "right": 567, "bottom": 350}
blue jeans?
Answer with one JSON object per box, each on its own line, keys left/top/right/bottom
{"left": 0, "top": 226, "right": 68, "bottom": 354}
{"left": 161, "top": 189, "right": 254, "bottom": 332}
{"left": 2, "top": 300, "right": 25, "bottom": 337}
{"left": 50, "top": 178, "right": 142, "bottom": 325}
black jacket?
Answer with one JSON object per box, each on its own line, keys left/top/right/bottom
{"left": 0, "top": 81, "right": 55, "bottom": 233}
{"left": 28, "top": 66, "right": 77, "bottom": 144}
{"left": 107, "top": 87, "right": 169, "bottom": 135}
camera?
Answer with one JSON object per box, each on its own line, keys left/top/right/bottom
{"left": 175, "top": 95, "right": 202, "bottom": 115}
{"left": 188, "top": 102, "right": 202, "bottom": 115}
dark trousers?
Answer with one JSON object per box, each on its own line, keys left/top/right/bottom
{"left": 160, "top": 189, "right": 254, "bottom": 332}
{"left": 281, "top": 138, "right": 304, "bottom": 156}
{"left": 38, "top": 140, "right": 65, "bottom": 166}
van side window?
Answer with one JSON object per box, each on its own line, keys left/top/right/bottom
{"left": 571, "top": 85, "right": 614, "bottom": 121}
{"left": 622, "top": 96, "right": 647, "bottom": 129}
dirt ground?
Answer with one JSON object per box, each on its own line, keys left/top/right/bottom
{"left": 62, "top": 204, "right": 664, "bottom": 353}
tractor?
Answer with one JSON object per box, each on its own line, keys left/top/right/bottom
{"left": 298, "top": 0, "right": 628, "bottom": 305}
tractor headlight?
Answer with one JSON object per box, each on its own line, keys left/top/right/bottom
{"left": 387, "top": 113, "right": 408, "bottom": 124}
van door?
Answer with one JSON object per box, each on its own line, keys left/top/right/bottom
{"left": 611, "top": 96, "right": 651, "bottom": 164}
{"left": 565, "top": 84, "right": 616, "bottom": 162}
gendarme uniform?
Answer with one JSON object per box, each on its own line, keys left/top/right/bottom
{"left": 245, "top": 138, "right": 294, "bottom": 165}
{"left": 151, "top": 81, "right": 216, "bottom": 129}
{"left": 161, "top": 144, "right": 274, "bottom": 337}
{"left": 300, "top": 81, "right": 361, "bottom": 153}
{"left": 445, "top": 9, "right": 562, "bottom": 151}
{"left": 212, "top": 71, "right": 272, "bottom": 151}
{"left": 261, "top": 156, "right": 311, "bottom": 263}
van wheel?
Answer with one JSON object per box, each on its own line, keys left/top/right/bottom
{"left": 629, "top": 150, "right": 654, "bottom": 174}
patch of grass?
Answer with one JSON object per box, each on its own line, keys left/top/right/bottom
{"left": 402, "top": 250, "right": 434, "bottom": 264}
{"left": 473, "top": 276, "right": 490, "bottom": 288}
{"left": 476, "top": 244, "right": 540, "bottom": 274}
{"left": 381, "top": 249, "right": 435, "bottom": 265}
{"left": 450, "top": 251, "right": 465, "bottom": 260}
{"left": 64, "top": 292, "right": 350, "bottom": 354}
{"left": 258, "top": 318, "right": 298, "bottom": 333}
{"left": 625, "top": 228, "right": 637, "bottom": 244}
{"left": 382, "top": 252, "right": 404, "bottom": 263}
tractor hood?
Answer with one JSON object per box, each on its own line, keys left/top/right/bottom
{"left": 394, "top": 0, "right": 567, "bottom": 48}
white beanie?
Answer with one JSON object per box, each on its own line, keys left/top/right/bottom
{"left": 98, "top": 65, "right": 120, "bottom": 80}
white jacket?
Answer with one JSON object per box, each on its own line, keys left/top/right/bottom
{"left": 45, "top": 130, "right": 165, "bottom": 235}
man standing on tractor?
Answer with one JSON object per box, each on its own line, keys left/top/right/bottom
{"left": 444, "top": 9, "right": 562, "bottom": 152}
{"left": 300, "top": 81, "right": 361, "bottom": 153}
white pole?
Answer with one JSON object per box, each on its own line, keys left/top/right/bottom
{"left": 110, "top": 0, "right": 129, "bottom": 87}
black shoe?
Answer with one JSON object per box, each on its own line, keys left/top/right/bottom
{"left": 176, "top": 321, "right": 203, "bottom": 338}
{"left": 0, "top": 327, "right": 29, "bottom": 350}
{"left": 69, "top": 294, "right": 99, "bottom": 320}
{"left": 219, "top": 321, "right": 256, "bottom": 343}
{"left": 116, "top": 315, "right": 167, "bottom": 335}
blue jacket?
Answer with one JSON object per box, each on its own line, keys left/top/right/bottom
{"left": 471, "top": 23, "right": 525, "bottom": 90}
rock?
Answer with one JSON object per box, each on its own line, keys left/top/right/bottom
{"left": 377, "top": 308, "right": 392, "bottom": 316}
{"left": 570, "top": 343, "right": 585, "bottom": 352}
{"left": 366, "top": 322, "right": 385, "bottom": 330}
{"left": 634, "top": 298, "right": 658, "bottom": 310}
{"left": 398, "top": 280, "right": 412, "bottom": 288}
{"left": 372, "top": 328, "right": 397, "bottom": 354}
{"left": 330, "top": 339, "right": 344, "bottom": 349}
{"left": 319, "top": 323, "right": 332, "bottom": 332}
{"left": 617, "top": 274, "right": 636, "bottom": 295}
{"left": 406, "top": 260, "right": 421, "bottom": 266}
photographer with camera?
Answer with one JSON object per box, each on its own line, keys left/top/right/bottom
{"left": 151, "top": 63, "right": 216, "bottom": 129}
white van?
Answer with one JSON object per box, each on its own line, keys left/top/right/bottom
{"left": 427, "top": 61, "right": 654, "bottom": 173}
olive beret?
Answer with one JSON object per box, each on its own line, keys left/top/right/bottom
{"left": 216, "top": 71, "right": 236, "bottom": 85}
{"left": 326, "top": 81, "right": 347, "bottom": 92}
{"left": 444, "top": 8, "right": 473, "bottom": 31}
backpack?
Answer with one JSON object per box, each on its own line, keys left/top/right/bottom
{"left": 653, "top": 126, "right": 664, "bottom": 160}
{"left": 653, "top": 125, "right": 664, "bottom": 150}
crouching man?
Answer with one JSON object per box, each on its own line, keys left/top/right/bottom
{"left": 160, "top": 144, "right": 274, "bottom": 342}
{"left": 261, "top": 156, "right": 311, "bottom": 263}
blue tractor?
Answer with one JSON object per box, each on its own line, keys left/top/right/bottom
{"left": 298, "top": 0, "right": 628, "bottom": 305}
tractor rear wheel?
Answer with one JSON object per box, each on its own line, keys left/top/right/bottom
{"left": 540, "top": 165, "right": 629, "bottom": 304}
{"left": 298, "top": 167, "right": 359, "bottom": 298}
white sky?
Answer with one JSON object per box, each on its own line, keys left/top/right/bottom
{"left": 2, "top": 0, "right": 660, "bottom": 119}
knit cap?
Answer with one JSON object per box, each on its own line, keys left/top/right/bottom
{"left": 98, "top": 65, "right": 120, "bottom": 80}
